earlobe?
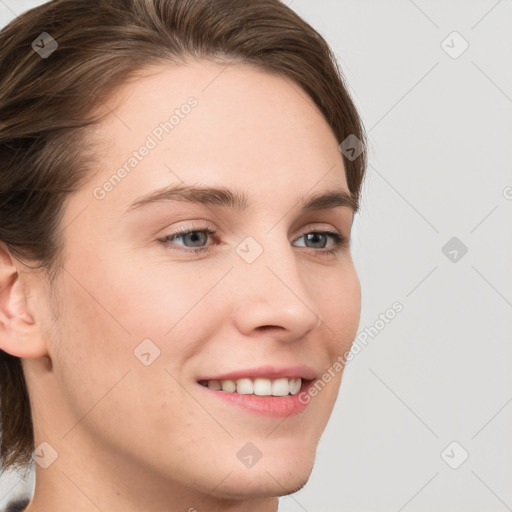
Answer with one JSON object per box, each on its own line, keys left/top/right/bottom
{"left": 0, "top": 243, "right": 48, "bottom": 359}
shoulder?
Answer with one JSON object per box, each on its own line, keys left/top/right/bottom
{"left": 4, "top": 497, "right": 30, "bottom": 512}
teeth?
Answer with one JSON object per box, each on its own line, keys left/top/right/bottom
{"left": 289, "top": 378, "right": 301, "bottom": 395}
{"left": 236, "top": 378, "right": 253, "bottom": 395}
{"left": 271, "top": 378, "right": 289, "bottom": 396}
{"left": 207, "top": 380, "right": 222, "bottom": 391}
{"left": 220, "top": 380, "right": 236, "bottom": 393}
{"left": 203, "top": 377, "right": 303, "bottom": 396}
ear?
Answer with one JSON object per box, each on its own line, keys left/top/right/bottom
{"left": 0, "top": 241, "right": 48, "bottom": 359}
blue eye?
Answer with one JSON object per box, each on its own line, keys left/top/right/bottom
{"left": 295, "top": 231, "right": 348, "bottom": 255}
{"left": 158, "top": 224, "right": 348, "bottom": 256}
{"left": 160, "top": 226, "right": 216, "bottom": 253}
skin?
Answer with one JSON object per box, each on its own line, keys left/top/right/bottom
{"left": 0, "top": 60, "right": 361, "bottom": 512}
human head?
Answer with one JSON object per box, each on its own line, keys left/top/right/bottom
{"left": 0, "top": 0, "right": 367, "bottom": 508}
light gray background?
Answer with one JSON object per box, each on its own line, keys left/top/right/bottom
{"left": 1, "top": 1, "right": 511, "bottom": 511}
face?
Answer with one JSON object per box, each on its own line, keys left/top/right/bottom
{"left": 23, "top": 60, "right": 361, "bottom": 505}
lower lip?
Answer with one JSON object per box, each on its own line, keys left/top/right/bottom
{"left": 196, "top": 380, "right": 314, "bottom": 418}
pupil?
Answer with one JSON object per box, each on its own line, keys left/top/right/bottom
{"left": 307, "top": 233, "right": 324, "bottom": 248}
{"left": 186, "top": 232, "right": 205, "bottom": 247}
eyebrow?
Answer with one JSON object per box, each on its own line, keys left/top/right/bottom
{"left": 125, "top": 184, "right": 358, "bottom": 215}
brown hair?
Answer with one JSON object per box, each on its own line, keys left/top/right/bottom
{"left": 0, "top": 0, "right": 367, "bottom": 472}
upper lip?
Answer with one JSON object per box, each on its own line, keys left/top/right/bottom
{"left": 197, "top": 365, "right": 317, "bottom": 382}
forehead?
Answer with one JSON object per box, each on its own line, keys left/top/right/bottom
{"left": 72, "top": 60, "right": 350, "bottom": 220}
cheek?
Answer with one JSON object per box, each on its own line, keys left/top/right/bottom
{"left": 97, "top": 251, "right": 221, "bottom": 337}
{"left": 50, "top": 251, "right": 217, "bottom": 416}
{"left": 315, "top": 265, "right": 361, "bottom": 351}
{"left": 299, "top": 266, "right": 360, "bottom": 410}
{"left": 50, "top": 270, "right": 199, "bottom": 453}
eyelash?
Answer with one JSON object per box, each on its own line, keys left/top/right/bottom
{"left": 158, "top": 223, "right": 349, "bottom": 257}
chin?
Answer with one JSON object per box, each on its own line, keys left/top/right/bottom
{"left": 207, "top": 448, "right": 316, "bottom": 500}
{"left": 211, "top": 468, "right": 313, "bottom": 501}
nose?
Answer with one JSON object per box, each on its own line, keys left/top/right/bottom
{"left": 229, "top": 234, "right": 323, "bottom": 341}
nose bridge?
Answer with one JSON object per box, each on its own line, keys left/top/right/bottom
{"left": 230, "top": 228, "right": 322, "bottom": 336}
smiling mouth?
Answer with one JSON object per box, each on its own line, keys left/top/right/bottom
{"left": 198, "top": 377, "right": 309, "bottom": 396}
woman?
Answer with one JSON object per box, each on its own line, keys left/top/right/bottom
{"left": 0, "top": 0, "right": 367, "bottom": 510}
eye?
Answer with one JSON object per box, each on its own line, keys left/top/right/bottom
{"left": 158, "top": 223, "right": 217, "bottom": 254}
{"left": 294, "top": 229, "right": 349, "bottom": 256}
{"left": 158, "top": 223, "right": 349, "bottom": 256}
